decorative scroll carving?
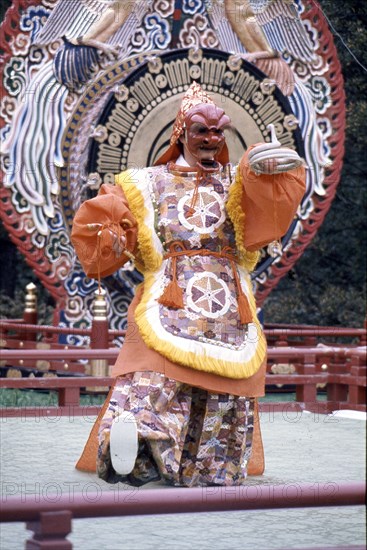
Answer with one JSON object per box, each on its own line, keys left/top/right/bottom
{"left": 0, "top": 0, "right": 346, "bottom": 332}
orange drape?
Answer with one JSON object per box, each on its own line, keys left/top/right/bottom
{"left": 240, "top": 146, "right": 306, "bottom": 251}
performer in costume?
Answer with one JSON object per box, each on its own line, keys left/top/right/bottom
{"left": 71, "top": 83, "right": 306, "bottom": 487}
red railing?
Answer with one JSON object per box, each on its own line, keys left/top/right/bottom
{"left": 1, "top": 320, "right": 365, "bottom": 550}
{"left": 0, "top": 320, "right": 125, "bottom": 374}
{"left": 2, "top": 320, "right": 365, "bottom": 345}
{"left": 1, "top": 316, "right": 366, "bottom": 416}
{"left": 266, "top": 327, "right": 366, "bottom": 348}
{"left": 0, "top": 346, "right": 365, "bottom": 416}
{"left": 1, "top": 483, "right": 365, "bottom": 550}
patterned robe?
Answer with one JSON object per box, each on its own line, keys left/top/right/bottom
{"left": 71, "top": 150, "right": 305, "bottom": 485}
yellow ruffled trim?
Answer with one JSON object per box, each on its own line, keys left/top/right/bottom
{"left": 227, "top": 167, "right": 260, "bottom": 272}
{"left": 134, "top": 271, "right": 267, "bottom": 380}
{"left": 115, "top": 170, "right": 163, "bottom": 273}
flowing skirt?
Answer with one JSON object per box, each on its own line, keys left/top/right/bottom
{"left": 97, "top": 371, "right": 254, "bottom": 487}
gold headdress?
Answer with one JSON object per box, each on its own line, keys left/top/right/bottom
{"left": 170, "top": 82, "right": 215, "bottom": 146}
{"left": 154, "top": 82, "right": 229, "bottom": 166}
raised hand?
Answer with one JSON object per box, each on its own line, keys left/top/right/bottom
{"left": 248, "top": 124, "right": 304, "bottom": 175}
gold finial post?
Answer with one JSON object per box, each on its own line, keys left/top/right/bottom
{"left": 22, "top": 282, "right": 38, "bottom": 341}
{"left": 24, "top": 282, "right": 37, "bottom": 314}
{"left": 92, "top": 288, "right": 108, "bottom": 323}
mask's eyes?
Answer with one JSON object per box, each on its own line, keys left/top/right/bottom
{"left": 196, "top": 126, "right": 224, "bottom": 135}
{"left": 189, "top": 123, "right": 225, "bottom": 136}
{"left": 189, "top": 123, "right": 208, "bottom": 134}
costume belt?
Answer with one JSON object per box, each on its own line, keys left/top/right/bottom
{"left": 157, "top": 241, "right": 252, "bottom": 324}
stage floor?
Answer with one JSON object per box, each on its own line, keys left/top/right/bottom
{"left": 1, "top": 409, "right": 366, "bottom": 550}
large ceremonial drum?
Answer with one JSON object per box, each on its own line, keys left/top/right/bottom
{"left": 0, "top": 1, "right": 345, "bottom": 337}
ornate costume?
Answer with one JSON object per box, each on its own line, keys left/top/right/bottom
{"left": 71, "top": 84, "right": 305, "bottom": 486}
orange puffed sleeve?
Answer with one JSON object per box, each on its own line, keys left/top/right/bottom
{"left": 71, "top": 184, "right": 138, "bottom": 279}
{"left": 239, "top": 145, "right": 306, "bottom": 251}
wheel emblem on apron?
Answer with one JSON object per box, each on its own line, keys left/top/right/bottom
{"left": 187, "top": 272, "right": 230, "bottom": 319}
{"left": 178, "top": 189, "right": 225, "bottom": 233}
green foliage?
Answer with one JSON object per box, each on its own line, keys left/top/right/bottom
{"left": 0, "top": 290, "right": 27, "bottom": 320}
{"left": 0, "top": 289, "right": 54, "bottom": 325}
{"left": 265, "top": 0, "right": 367, "bottom": 327}
{"left": 0, "top": 1, "right": 11, "bottom": 25}
{"left": 0, "top": 222, "right": 55, "bottom": 324}
{"left": 0, "top": 389, "right": 106, "bottom": 407}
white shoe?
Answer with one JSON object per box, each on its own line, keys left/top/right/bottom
{"left": 110, "top": 411, "right": 138, "bottom": 475}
